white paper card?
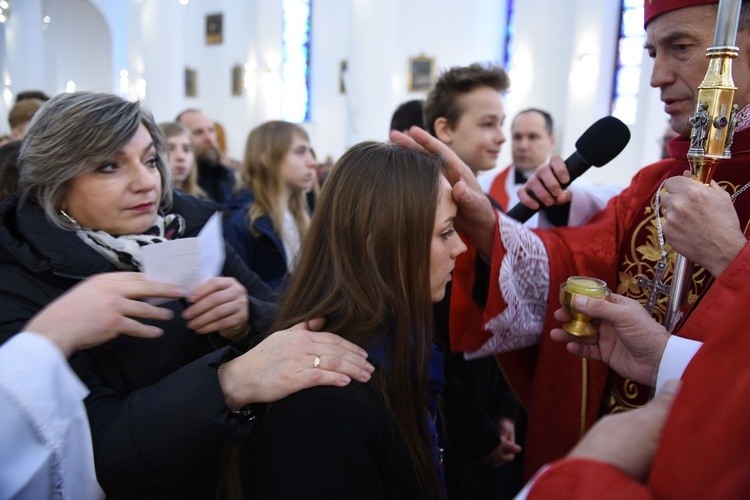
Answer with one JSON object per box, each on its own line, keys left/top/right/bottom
{"left": 142, "top": 212, "right": 225, "bottom": 298}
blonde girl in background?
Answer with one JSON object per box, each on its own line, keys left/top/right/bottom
{"left": 224, "top": 121, "right": 316, "bottom": 290}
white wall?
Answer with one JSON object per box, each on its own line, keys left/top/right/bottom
{"left": 3, "top": 0, "right": 46, "bottom": 113}
{"left": 480, "top": 0, "right": 667, "bottom": 188}
{"left": 303, "top": 0, "right": 507, "bottom": 160}
{"left": 88, "top": 0, "right": 128, "bottom": 94}
{"left": 305, "top": 0, "right": 351, "bottom": 161}
{"left": 44, "top": 0, "right": 112, "bottom": 94}
{"left": 0, "top": 0, "right": 669, "bottom": 189}
{"left": 1, "top": 0, "right": 112, "bottom": 115}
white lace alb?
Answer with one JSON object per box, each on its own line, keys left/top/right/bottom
{"left": 466, "top": 214, "right": 549, "bottom": 359}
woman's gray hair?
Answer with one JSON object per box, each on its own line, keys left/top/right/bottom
{"left": 18, "top": 91, "right": 173, "bottom": 230}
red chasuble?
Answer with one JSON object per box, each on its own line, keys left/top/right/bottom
{"left": 488, "top": 165, "right": 512, "bottom": 212}
{"left": 450, "top": 126, "right": 750, "bottom": 479}
{"left": 527, "top": 244, "right": 750, "bottom": 498}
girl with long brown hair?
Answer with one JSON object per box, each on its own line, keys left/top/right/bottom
{"left": 238, "top": 141, "right": 467, "bottom": 498}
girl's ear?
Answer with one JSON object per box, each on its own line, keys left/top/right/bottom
{"left": 259, "top": 151, "right": 268, "bottom": 167}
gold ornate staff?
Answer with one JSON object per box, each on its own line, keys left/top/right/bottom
{"left": 665, "top": 0, "right": 742, "bottom": 332}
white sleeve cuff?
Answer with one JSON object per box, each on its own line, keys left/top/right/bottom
{"left": 655, "top": 335, "right": 702, "bottom": 394}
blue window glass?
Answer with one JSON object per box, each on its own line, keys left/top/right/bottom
{"left": 503, "top": 0, "right": 515, "bottom": 71}
{"left": 281, "top": 0, "right": 311, "bottom": 122}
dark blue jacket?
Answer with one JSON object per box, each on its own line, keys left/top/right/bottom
{"left": 224, "top": 189, "right": 288, "bottom": 291}
{"left": 197, "top": 160, "right": 236, "bottom": 205}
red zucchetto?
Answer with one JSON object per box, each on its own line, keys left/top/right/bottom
{"left": 644, "top": 0, "right": 720, "bottom": 27}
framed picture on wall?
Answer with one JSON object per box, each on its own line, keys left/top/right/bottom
{"left": 206, "top": 13, "right": 223, "bottom": 45}
{"left": 408, "top": 56, "right": 435, "bottom": 92}
{"left": 185, "top": 68, "right": 197, "bottom": 97}
{"left": 231, "top": 65, "right": 243, "bottom": 96}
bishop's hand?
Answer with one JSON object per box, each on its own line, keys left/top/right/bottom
{"left": 550, "top": 293, "right": 670, "bottom": 386}
{"left": 661, "top": 172, "right": 747, "bottom": 278}
{"left": 567, "top": 380, "right": 680, "bottom": 482}
{"left": 390, "top": 126, "right": 496, "bottom": 260}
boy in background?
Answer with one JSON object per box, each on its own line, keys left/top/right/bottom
{"left": 424, "top": 64, "right": 523, "bottom": 500}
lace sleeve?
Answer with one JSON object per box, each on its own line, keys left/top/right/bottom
{"left": 466, "top": 215, "right": 549, "bottom": 359}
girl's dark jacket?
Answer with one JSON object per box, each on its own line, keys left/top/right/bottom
{"left": 224, "top": 188, "right": 289, "bottom": 291}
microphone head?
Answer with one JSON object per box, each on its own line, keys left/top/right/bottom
{"left": 575, "top": 116, "right": 631, "bottom": 167}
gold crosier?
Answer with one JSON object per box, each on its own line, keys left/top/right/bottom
{"left": 664, "top": 0, "right": 742, "bottom": 332}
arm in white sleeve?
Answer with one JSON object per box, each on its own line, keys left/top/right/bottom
{"left": 565, "top": 181, "right": 623, "bottom": 227}
{"left": 535, "top": 180, "right": 622, "bottom": 229}
{"left": 0, "top": 332, "right": 104, "bottom": 500}
{"left": 466, "top": 214, "right": 550, "bottom": 359}
{"left": 655, "top": 335, "right": 703, "bottom": 394}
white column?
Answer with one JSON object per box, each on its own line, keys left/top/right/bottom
{"left": 88, "top": 0, "right": 127, "bottom": 95}
{"left": 5, "top": 0, "right": 45, "bottom": 95}
{"left": 560, "top": 0, "right": 621, "bottom": 157}
{"left": 254, "top": 0, "right": 284, "bottom": 122}
{"left": 506, "top": 0, "right": 576, "bottom": 146}
{"left": 140, "top": 0, "right": 186, "bottom": 121}
{"left": 347, "top": 0, "right": 398, "bottom": 146}
{"left": 305, "top": 0, "right": 351, "bottom": 160}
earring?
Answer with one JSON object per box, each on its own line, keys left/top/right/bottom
{"left": 60, "top": 210, "right": 79, "bottom": 227}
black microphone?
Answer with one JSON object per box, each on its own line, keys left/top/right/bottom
{"left": 505, "top": 116, "right": 630, "bottom": 223}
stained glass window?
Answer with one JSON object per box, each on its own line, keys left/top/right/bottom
{"left": 503, "top": 0, "right": 515, "bottom": 71}
{"left": 281, "top": 0, "right": 311, "bottom": 122}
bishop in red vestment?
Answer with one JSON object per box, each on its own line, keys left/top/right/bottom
{"left": 450, "top": 0, "right": 750, "bottom": 479}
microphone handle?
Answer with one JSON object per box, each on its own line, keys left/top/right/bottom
{"left": 505, "top": 151, "right": 591, "bottom": 223}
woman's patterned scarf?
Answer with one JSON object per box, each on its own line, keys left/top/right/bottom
{"left": 74, "top": 213, "right": 186, "bottom": 270}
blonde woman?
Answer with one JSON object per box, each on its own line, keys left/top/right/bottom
{"left": 224, "top": 121, "right": 316, "bottom": 290}
{"left": 159, "top": 122, "right": 206, "bottom": 198}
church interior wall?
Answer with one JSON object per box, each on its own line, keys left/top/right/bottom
{"left": 1, "top": 0, "right": 674, "bottom": 187}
